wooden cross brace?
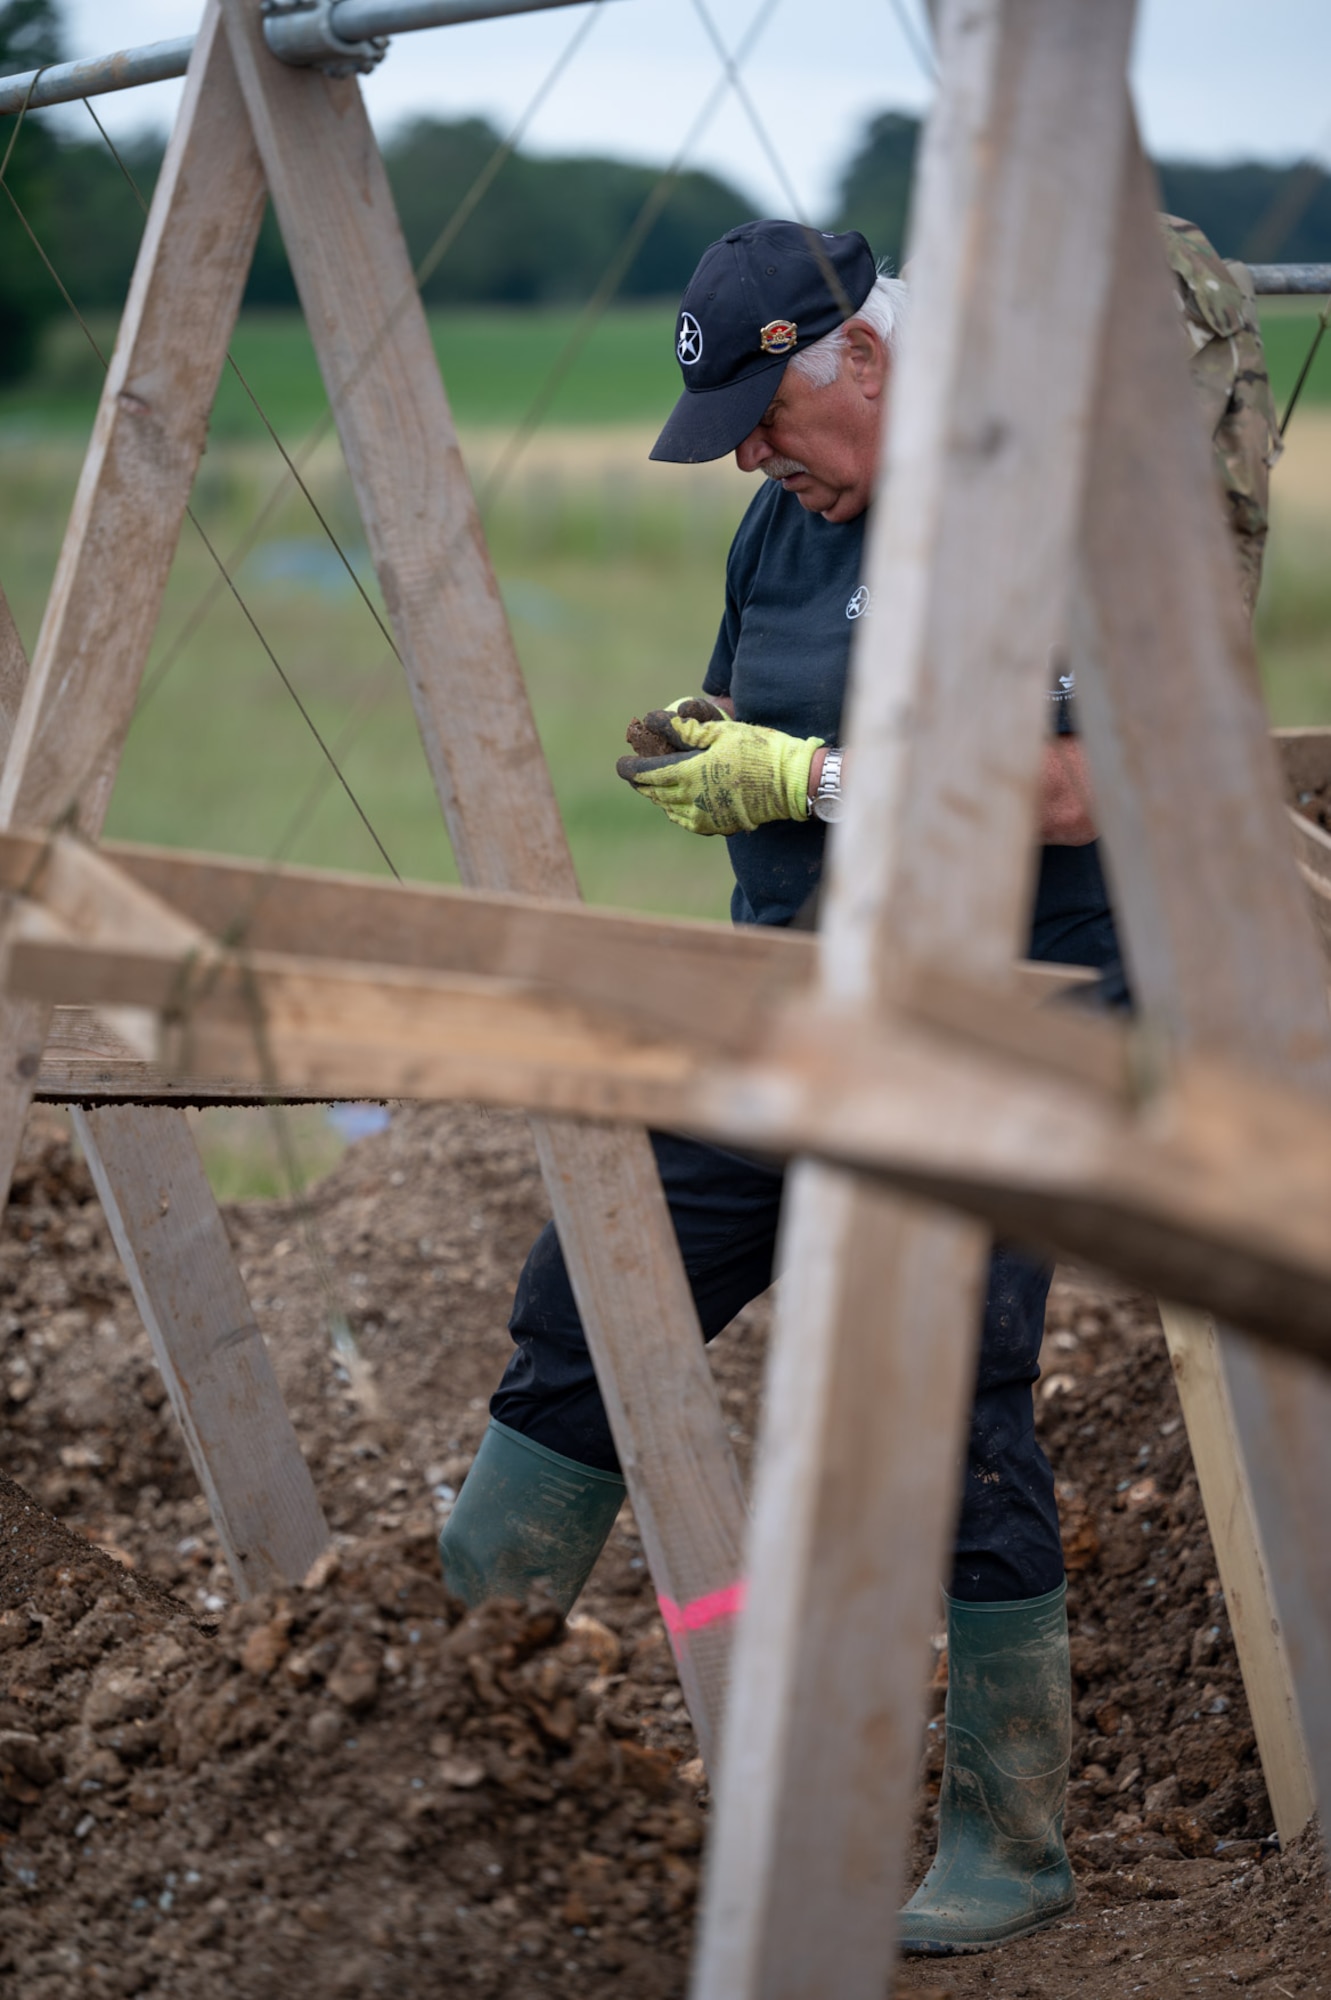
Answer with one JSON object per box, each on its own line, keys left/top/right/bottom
{"left": 7, "top": 826, "right": 1331, "bottom": 1361}
{"left": 2, "top": 1, "right": 1331, "bottom": 1991}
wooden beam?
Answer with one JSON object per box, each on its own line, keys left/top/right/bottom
{"left": 0, "top": 7, "right": 331, "bottom": 1598}
{"left": 0, "top": 10, "right": 265, "bottom": 843}
{"left": 1074, "top": 130, "right": 1327, "bottom": 1852}
{"left": 694, "top": 5, "right": 1139, "bottom": 1990}
{"left": 0, "top": 831, "right": 1092, "bottom": 1059}
{"left": 38, "top": 1006, "right": 340, "bottom": 1107}
{"left": 23, "top": 833, "right": 816, "bottom": 1045}
{"left": 15, "top": 905, "right": 1331, "bottom": 1356}
{"left": 1157, "top": 1304, "right": 1316, "bottom": 1844}
{"left": 75, "top": 1103, "right": 331, "bottom": 1597}
{"left": 218, "top": 0, "right": 747, "bottom": 1765}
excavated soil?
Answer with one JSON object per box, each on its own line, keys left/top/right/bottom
{"left": 1, "top": 1104, "right": 1328, "bottom": 1997}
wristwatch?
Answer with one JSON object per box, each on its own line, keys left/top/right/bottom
{"left": 809, "top": 747, "right": 846, "bottom": 823}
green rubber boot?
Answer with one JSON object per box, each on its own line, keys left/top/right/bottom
{"left": 437, "top": 1419, "right": 626, "bottom": 1614}
{"left": 899, "top": 1582, "right": 1076, "bottom": 1955}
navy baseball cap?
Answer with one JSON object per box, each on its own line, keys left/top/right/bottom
{"left": 649, "top": 219, "right": 878, "bottom": 464}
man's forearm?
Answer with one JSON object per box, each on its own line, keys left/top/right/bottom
{"left": 1039, "top": 736, "right": 1096, "bottom": 845}
{"left": 805, "top": 739, "right": 1095, "bottom": 844}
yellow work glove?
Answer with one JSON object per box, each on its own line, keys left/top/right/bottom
{"left": 616, "top": 706, "right": 824, "bottom": 837}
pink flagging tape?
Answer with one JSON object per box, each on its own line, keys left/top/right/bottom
{"left": 658, "top": 1579, "right": 747, "bottom": 1642}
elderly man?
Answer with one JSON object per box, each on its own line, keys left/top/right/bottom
{"left": 440, "top": 218, "right": 1279, "bottom": 1956}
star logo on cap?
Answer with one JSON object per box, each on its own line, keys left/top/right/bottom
{"left": 760, "top": 319, "right": 798, "bottom": 355}
{"left": 677, "top": 312, "right": 703, "bottom": 365}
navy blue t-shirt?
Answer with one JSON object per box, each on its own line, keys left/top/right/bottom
{"left": 701, "top": 480, "right": 1121, "bottom": 985}
{"left": 703, "top": 480, "right": 869, "bottom": 927}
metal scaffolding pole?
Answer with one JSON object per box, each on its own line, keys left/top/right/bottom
{"left": 1250, "top": 264, "right": 1331, "bottom": 296}
{"left": 0, "top": 0, "right": 611, "bottom": 115}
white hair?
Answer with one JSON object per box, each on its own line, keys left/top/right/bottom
{"left": 787, "top": 271, "right": 909, "bottom": 389}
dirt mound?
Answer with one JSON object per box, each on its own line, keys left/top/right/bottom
{"left": 0, "top": 1479, "right": 702, "bottom": 2000}
{"left": 1, "top": 1104, "right": 1328, "bottom": 1997}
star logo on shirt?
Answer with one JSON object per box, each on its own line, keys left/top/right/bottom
{"left": 846, "top": 585, "right": 872, "bottom": 620}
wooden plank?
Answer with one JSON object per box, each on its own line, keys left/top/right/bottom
{"left": 0, "top": 833, "right": 208, "bottom": 960}
{"left": 1, "top": 831, "right": 815, "bottom": 1047}
{"left": 221, "top": 0, "right": 749, "bottom": 1766}
{"left": 11, "top": 843, "right": 1331, "bottom": 1361}
{"left": 1157, "top": 1304, "right": 1316, "bottom": 1844}
{"left": 0, "top": 831, "right": 1092, "bottom": 1038}
{"left": 37, "top": 1004, "right": 344, "bottom": 1106}
{"left": 693, "top": 7, "right": 1140, "bottom": 1995}
{"left": 0, "top": 13, "right": 331, "bottom": 1598}
{"left": 74, "top": 1103, "right": 330, "bottom": 1596}
{"left": 0, "top": 836, "right": 1084, "bottom": 1103}
{"left": 15, "top": 894, "right": 1331, "bottom": 1352}
{"left": 30, "top": 972, "right": 1100, "bottom": 1109}
{"left": 1074, "top": 130, "right": 1328, "bottom": 1849}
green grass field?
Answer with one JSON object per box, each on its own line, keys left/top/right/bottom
{"left": 4, "top": 301, "right": 1331, "bottom": 1192}
{"left": 0, "top": 303, "right": 687, "bottom": 438}
{"left": 5, "top": 296, "right": 1330, "bottom": 440}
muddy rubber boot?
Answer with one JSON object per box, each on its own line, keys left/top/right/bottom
{"left": 899, "top": 1582, "right": 1075, "bottom": 1955}
{"left": 437, "top": 1419, "right": 626, "bottom": 1615}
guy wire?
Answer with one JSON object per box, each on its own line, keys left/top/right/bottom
{"left": 1279, "top": 300, "right": 1331, "bottom": 438}
{"left": 0, "top": 63, "right": 43, "bottom": 180}
{"left": 886, "top": 0, "right": 937, "bottom": 84}
{"left": 84, "top": 99, "right": 402, "bottom": 673}
{"left": 135, "top": 0, "right": 608, "bottom": 721}
{"left": 182, "top": 509, "right": 402, "bottom": 879}
{"left": 478, "top": 0, "right": 785, "bottom": 508}
{"left": 0, "top": 130, "right": 400, "bottom": 880}
{"left": 686, "top": 0, "right": 854, "bottom": 319}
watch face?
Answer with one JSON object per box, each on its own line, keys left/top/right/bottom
{"left": 813, "top": 751, "right": 845, "bottom": 823}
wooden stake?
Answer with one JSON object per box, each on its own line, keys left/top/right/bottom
{"left": 0, "top": 5, "right": 330, "bottom": 1593}
{"left": 1075, "top": 130, "right": 1327, "bottom": 1849}
{"left": 221, "top": 0, "right": 745, "bottom": 1763}
{"left": 75, "top": 1103, "right": 330, "bottom": 1596}
{"left": 1158, "top": 1305, "right": 1315, "bottom": 1844}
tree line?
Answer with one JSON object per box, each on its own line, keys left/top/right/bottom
{"left": 836, "top": 111, "right": 1331, "bottom": 276}
{"left": 4, "top": 0, "right": 1331, "bottom": 387}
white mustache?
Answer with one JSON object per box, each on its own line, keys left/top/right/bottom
{"left": 760, "top": 455, "right": 808, "bottom": 480}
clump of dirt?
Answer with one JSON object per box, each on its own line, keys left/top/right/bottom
{"left": 0, "top": 1475, "right": 702, "bottom": 1999}
{"left": 624, "top": 717, "right": 678, "bottom": 759}
{"left": 2, "top": 1103, "right": 1328, "bottom": 1998}
{"left": 623, "top": 698, "right": 725, "bottom": 761}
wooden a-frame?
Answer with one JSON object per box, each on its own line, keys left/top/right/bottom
{"left": 4, "top": 2, "right": 1331, "bottom": 1987}
{"left": 0, "top": 0, "right": 747, "bottom": 1766}
{"left": 697, "top": 6, "right": 1331, "bottom": 1992}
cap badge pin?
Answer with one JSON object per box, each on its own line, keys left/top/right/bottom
{"left": 677, "top": 312, "right": 703, "bottom": 365}
{"left": 759, "top": 319, "right": 797, "bottom": 355}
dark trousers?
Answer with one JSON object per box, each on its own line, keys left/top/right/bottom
{"left": 494, "top": 1134, "right": 1061, "bottom": 1602}
{"left": 492, "top": 841, "right": 1125, "bottom": 1604}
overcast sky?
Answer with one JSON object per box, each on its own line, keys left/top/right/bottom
{"left": 50, "top": 1, "right": 1331, "bottom": 221}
